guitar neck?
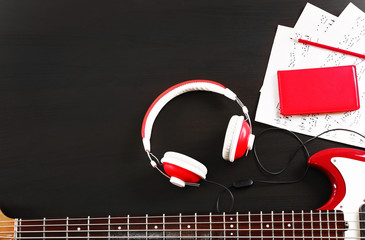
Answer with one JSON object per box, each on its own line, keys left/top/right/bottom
{"left": 3, "top": 210, "right": 345, "bottom": 239}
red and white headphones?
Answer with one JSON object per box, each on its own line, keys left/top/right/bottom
{"left": 141, "top": 80, "right": 255, "bottom": 187}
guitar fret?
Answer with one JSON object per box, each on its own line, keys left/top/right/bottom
{"left": 18, "top": 218, "right": 22, "bottom": 240}
{"left": 310, "top": 210, "right": 313, "bottom": 239}
{"left": 302, "top": 211, "right": 310, "bottom": 239}
{"left": 322, "top": 210, "right": 327, "bottom": 238}
{"left": 248, "top": 211, "right": 251, "bottom": 239}
{"left": 195, "top": 213, "right": 197, "bottom": 239}
{"left": 87, "top": 216, "right": 90, "bottom": 240}
{"left": 260, "top": 211, "right": 263, "bottom": 238}
{"left": 236, "top": 212, "right": 239, "bottom": 239}
{"left": 237, "top": 211, "right": 247, "bottom": 238}
{"left": 209, "top": 212, "right": 212, "bottom": 238}
{"left": 301, "top": 210, "right": 304, "bottom": 238}
{"left": 9, "top": 210, "right": 347, "bottom": 240}
{"left": 312, "top": 210, "right": 320, "bottom": 237}
{"left": 223, "top": 213, "right": 236, "bottom": 239}
{"left": 210, "top": 213, "right": 223, "bottom": 238}
{"left": 271, "top": 211, "right": 274, "bottom": 238}
{"left": 66, "top": 217, "right": 69, "bottom": 240}
{"left": 107, "top": 215, "right": 110, "bottom": 240}
{"left": 282, "top": 211, "right": 285, "bottom": 240}
{"left": 181, "top": 214, "right": 194, "bottom": 238}
{"left": 292, "top": 210, "right": 295, "bottom": 237}
{"left": 127, "top": 214, "right": 130, "bottom": 239}
{"left": 179, "top": 213, "right": 182, "bottom": 240}
{"left": 327, "top": 210, "right": 331, "bottom": 239}
{"left": 43, "top": 217, "right": 46, "bottom": 240}
{"left": 14, "top": 218, "right": 19, "bottom": 240}
{"left": 320, "top": 210, "right": 323, "bottom": 239}
{"left": 163, "top": 214, "right": 166, "bottom": 239}
{"left": 145, "top": 214, "right": 148, "bottom": 238}
{"left": 223, "top": 212, "right": 226, "bottom": 239}
{"left": 335, "top": 210, "right": 338, "bottom": 240}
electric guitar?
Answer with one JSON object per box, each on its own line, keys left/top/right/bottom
{"left": 0, "top": 148, "right": 363, "bottom": 239}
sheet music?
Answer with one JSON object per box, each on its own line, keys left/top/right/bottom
{"left": 260, "top": 3, "right": 337, "bottom": 92}
{"left": 294, "top": 3, "right": 336, "bottom": 35}
{"left": 299, "top": 3, "right": 365, "bottom": 134}
{"left": 302, "top": 3, "right": 365, "bottom": 69}
{"left": 255, "top": 3, "right": 365, "bottom": 148}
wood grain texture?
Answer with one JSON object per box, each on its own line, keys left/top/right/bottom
{"left": 0, "top": 210, "right": 14, "bottom": 240}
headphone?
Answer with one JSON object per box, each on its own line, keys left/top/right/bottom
{"left": 141, "top": 80, "right": 255, "bottom": 187}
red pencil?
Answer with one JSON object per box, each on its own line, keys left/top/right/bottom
{"left": 292, "top": 38, "right": 365, "bottom": 59}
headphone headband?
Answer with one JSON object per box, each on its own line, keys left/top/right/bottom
{"left": 141, "top": 80, "right": 238, "bottom": 152}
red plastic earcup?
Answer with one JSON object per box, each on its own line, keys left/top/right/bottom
{"left": 161, "top": 152, "right": 208, "bottom": 187}
{"left": 222, "top": 115, "right": 254, "bottom": 162}
{"left": 234, "top": 120, "right": 253, "bottom": 159}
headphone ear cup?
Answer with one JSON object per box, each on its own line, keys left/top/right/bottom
{"left": 161, "top": 152, "right": 208, "bottom": 187}
{"left": 222, "top": 115, "right": 253, "bottom": 162}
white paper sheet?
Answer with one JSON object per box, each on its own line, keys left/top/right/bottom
{"left": 294, "top": 3, "right": 336, "bottom": 33}
{"left": 255, "top": 3, "right": 365, "bottom": 148}
{"left": 260, "top": 3, "right": 337, "bottom": 92}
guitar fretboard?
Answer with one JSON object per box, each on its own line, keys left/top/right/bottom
{"left": 13, "top": 210, "right": 345, "bottom": 239}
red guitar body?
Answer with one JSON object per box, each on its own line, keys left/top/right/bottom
{"left": 308, "top": 148, "right": 365, "bottom": 239}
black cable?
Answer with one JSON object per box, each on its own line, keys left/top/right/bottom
{"left": 214, "top": 185, "right": 234, "bottom": 213}
{"left": 214, "top": 178, "right": 254, "bottom": 213}
{"left": 215, "top": 128, "right": 365, "bottom": 212}
{"left": 203, "top": 179, "right": 235, "bottom": 213}
{"left": 244, "top": 128, "right": 365, "bottom": 186}
{"left": 301, "top": 128, "right": 365, "bottom": 147}
{"left": 215, "top": 128, "right": 311, "bottom": 212}
{"left": 252, "top": 128, "right": 311, "bottom": 184}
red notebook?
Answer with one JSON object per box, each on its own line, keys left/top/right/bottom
{"left": 277, "top": 65, "right": 360, "bottom": 115}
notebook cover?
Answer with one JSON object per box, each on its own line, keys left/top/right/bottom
{"left": 277, "top": 65, "right": 360, "bottom": 115}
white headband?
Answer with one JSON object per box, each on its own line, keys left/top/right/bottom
{"left": 141, "top": 80, "right": 248, "bottom": 152}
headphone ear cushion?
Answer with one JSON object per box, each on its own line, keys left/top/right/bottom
{"left": 222, "top": 115, "right": 253, "bottom": 162}
{"left": 161, "top": 152, "right": 208, "bottom": 186}
{"left": 222, "top": 115, "right": 244, "bottom": 162}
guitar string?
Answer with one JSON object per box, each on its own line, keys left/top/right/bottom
{"left": 1, "top": 228, "right": 345, "bottom": 232}
{"left": 0, "top": 235, "right": 359, "bottom": 239}
{"left": 0, "top": 218, "right": 356, "bottom": 226}
{"left": 0, "top": 220, "right": 358, "bottom": 228}
{"left": 0, "top": 225, "right": 356, "bottom": 232}
{"left": 0, "top": 212, "right": 355, "bottom": 232}
{"left": 0, "top": 228, "right": 352, "bottom": 233}
{"left": 0, "top": 219, "right": 358, "bottom": 232}
{"left": 4, "top": 227, "right": 365, "bottom": 236}
{"left": 0, "top": 221, "right": 353, "bottom": 227}
{"left": 0, "top": 218, "right": 353, "bottom": 225}
{"left": 0, "top": 236, "right": 363, "bottom": 239}
{"left": 0, "top": 211, "right": 356, "bottom": 224}
{"left": 0, "top": 222, "right": 353, "bottom": 227}
{"left": 2, "top": 221, "right": 363, "bottom": 237}
{"left": 0, "top": 229, "right": 354, "bottom": 232}
{"left": 0, "top": 214, "right": 358, "bottom": 239}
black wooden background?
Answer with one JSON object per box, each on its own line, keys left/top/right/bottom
{"left": 0, "top": 0, "right": 363, "bottom": 219}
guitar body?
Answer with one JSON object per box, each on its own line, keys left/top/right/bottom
{"left": 0, "top": 147, "right": 364, "bottom": 239}
{"left": 308, "top": 148, "right": 365, "bottom": 240}
{"left": 0, "top": 209, "right": 15, "bottom": 240}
